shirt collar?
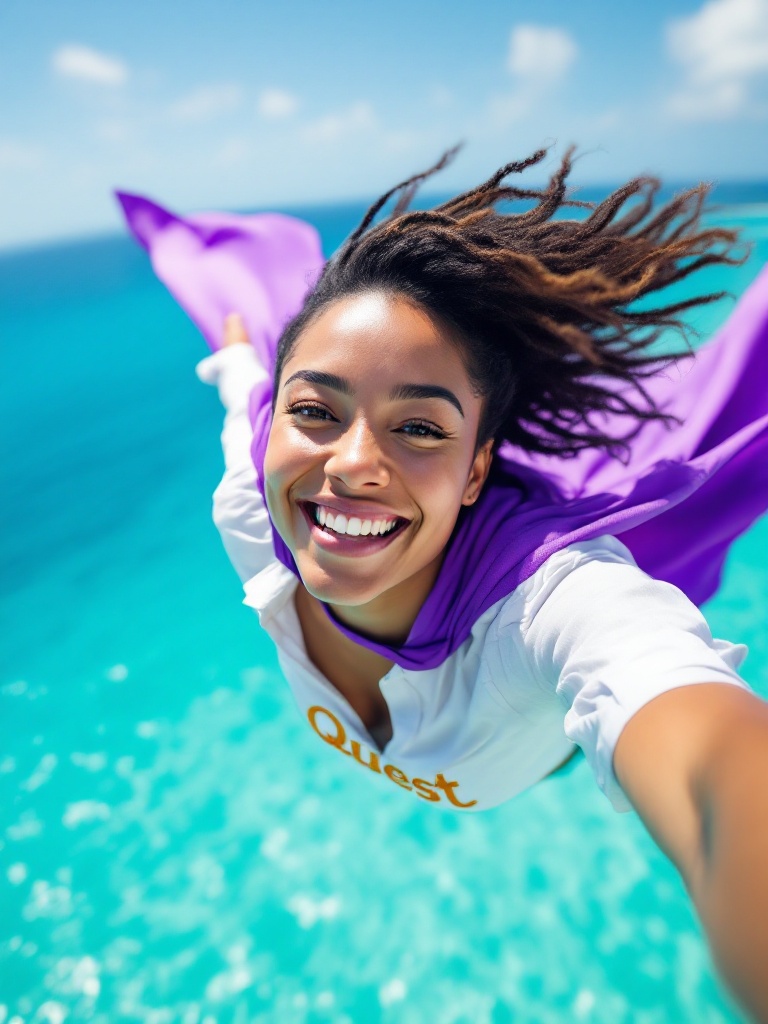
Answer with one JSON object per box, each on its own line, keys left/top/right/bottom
{"left": 242, "top": 560, "right": 298, "bottom": 623}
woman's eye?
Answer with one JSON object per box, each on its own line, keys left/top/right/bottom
{"left": 399, "top": 420, "right": 447, "bottom": 440}
{"left": 287, "top": 402, "right": 334, "bottom": 421}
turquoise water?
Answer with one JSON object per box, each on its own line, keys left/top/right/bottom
{"left": 1, "top": 195, "right": 767, "bottom": 1024}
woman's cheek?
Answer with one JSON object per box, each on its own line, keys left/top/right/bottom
{"left": 419, "top": 454, "right": 471, "bottom": 513}
{"left": 264, "top": 425, "right": 323, "bottom": 532}
{"left": 263, "top": 428, "right": 297, "bottom": 528}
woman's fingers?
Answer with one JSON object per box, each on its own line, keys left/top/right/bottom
{"left": 223, "top": 312, "right": 250, "bottom": 347}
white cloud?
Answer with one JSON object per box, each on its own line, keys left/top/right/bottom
{"left": 667, "top": 0, "right": 768, "bottom": 119}
{"left": 668, "top": 80, "right": 747, "bottom": 119}
{"left": 52, "top": 44, "right": 128, "bottom": 86}
{"left": 0, "top": 139, "right": 44, "bottom": 171}
{"left": 169, "top": 83, "right": 243, "bottom": 122}
{"left": 507, "top": 25, "right": 578, "bottom": 84}
{"left": 258, "top": 88, "right": 299, "bottom": 119}
{"left": 488, "top": 24, "right": 578, "bottom": 127}
{"left": 301, "top": 101, "right": 376, "bottom": 144}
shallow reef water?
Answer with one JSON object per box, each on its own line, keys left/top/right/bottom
{"left": 1, "top": 198, "right": 766, "bottom": 1023}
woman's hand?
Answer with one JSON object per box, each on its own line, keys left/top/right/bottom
{"left": 614, "top": 683, "right": 768, "bottom": 1022}
{"left": 223, "top": 312, "right": 250, "bottom": 347}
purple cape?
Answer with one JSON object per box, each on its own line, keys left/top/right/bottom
{"left": 117, "top": 191, "right": 768, "bottom": 671}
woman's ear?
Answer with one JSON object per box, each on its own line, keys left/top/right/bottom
{"left": 462, "top": 439, "right": 494, "bottom": 505}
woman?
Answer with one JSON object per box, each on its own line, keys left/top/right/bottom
{"left": 119, "top": 148, "right": 768, "bottom": 1019}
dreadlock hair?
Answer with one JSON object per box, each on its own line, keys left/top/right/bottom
{"left": 273, "top": 145, "right": 746, "bottom": 459}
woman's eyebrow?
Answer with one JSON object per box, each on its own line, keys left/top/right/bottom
{"left": 283, "top": 370, "right": 464, "bottom": 417}
{"left": 284, "top": 369, "right": 353, "bottom": 394}
{"left": 389, "top": 383, "right": 464, "bottom": 417}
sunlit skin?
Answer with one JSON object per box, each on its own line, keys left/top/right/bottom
{"left": 262, "top": 292, "right": 493, "bottom": 648}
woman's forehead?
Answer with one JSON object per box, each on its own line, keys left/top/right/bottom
{"left": 320, "top": 291, "right": 396, "bottom": 334}
{"left": 283, "top": 291, "right": 470, "bottom": 382}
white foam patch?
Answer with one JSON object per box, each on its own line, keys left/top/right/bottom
{"left": 205, "top": 966, "right": 252, "bottom": 1001}
{"left": 82, "top": 977, "right": 100, "bottom": 997}
{"left": 6, "top": 812, "right": 43, "bottom": 841}
{"left": 225, "top": 943, "right": 248, "bottom": 966}
{"left": 62, "top": 801, "right": 111, "bottom": 829}
{"left": 285, "top": 893, "right": 341, "bottom": 929}
{"left": 574, "top": 989, "right": 596, "bottom": 1017}
{"left": 187, "top": 855, "right": 225, "bottom": 900}
{"left": 107, "top": 664, "right": 129, "bottom": 682}
{"left": 70, "top": 751, "right": 107, "bottom": 772}
{"left": 379, "top": 978, "right": 407, "bottom": 1006}
{"left": 1, "top": 680, "right": 27, "bottom": 697}
{"left": 36, "top": 1003, "right": 68, "bottom": 1024}
{"left": 21, "top": 753, "right": 58, "bottom": 792}
{"left": 23, "top": 881, "right": 73, "bottom": 921}
{"left": 7, "top": 863, "right": 27, "bottom": 885}
{"left": 114, "top": 755, "right": 135, "bottom": 778}
{"left": 260, "top": 827, "right": 289, "bottom": 860}
{"left": 52, "top": 956, "right": 100, "bottom": 998}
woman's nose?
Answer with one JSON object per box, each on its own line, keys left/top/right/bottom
{"left": 323, "top": 417, "right": 390, "bottom": 489}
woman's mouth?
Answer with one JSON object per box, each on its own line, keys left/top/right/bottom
{"left": 299, "top": 501, "right": 410, "bottom": 554}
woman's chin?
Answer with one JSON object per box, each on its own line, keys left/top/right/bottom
{"left": 296, "top": 560, "right": 387, "bottom": 610}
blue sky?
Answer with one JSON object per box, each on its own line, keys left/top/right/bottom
{"left": 2, "top": 0, "right": 767, "bottom": 249}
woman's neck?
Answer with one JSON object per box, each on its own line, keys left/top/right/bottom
{"left": 326, "top": 552, "right": 444, "bottom": 647}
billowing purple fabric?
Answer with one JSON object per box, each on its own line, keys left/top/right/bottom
{"left": 116, "top": 192, "right": 325, "bottom": 370}
{"left": 118, "top": 192, "right": 768, "bottom": 670}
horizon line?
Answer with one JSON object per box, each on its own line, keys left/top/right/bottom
{"left": 2, "top": 177, "right": 768, "bottom": 258}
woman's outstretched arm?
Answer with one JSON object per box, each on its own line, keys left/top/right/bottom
{"left": 196, "top": 314, "right": 274, "bottom": 584}
{"left": 614, "top": 683, "right": 768, "bottom": 1023}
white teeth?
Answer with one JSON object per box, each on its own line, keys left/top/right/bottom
{"left": 333, "top": 513, "right": 347, "bottom": 534}
{"left": 312, "top": 504, "right": 399, "bottom": 537}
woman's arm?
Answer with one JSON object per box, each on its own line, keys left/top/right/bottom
{"left": 196, "top": 314, "right": 274, "bottom": 583}
{"left": 614, "top": 684, "right": 768, "bottom": 1022}
{"left": 516, "top": 540, "right": 764, "bottom": 1016}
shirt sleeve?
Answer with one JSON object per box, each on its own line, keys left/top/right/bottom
{"left": 518, "top": 537, "right": 751, "bottom": 812}
{"left": 196, "top": 345, "right": 275, "bottom": 583}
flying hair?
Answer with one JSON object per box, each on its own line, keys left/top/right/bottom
{"left": 274, "top": 145, "right": 747, "bottom": 458}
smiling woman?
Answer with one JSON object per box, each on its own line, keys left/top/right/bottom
{"left": 119, "top": 147, "right": 768, "bottom": 1021}
{"left": 264, "top": 292, "right": 492, "bottom": 633}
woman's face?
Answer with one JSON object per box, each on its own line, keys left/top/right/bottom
{"left": 264, "top": 291, "right": 492, "bottom": 622}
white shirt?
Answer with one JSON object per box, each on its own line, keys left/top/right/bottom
{"left": 197, "top": 345, "right": 751, "bottom": 813}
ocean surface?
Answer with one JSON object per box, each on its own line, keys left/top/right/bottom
{"left": 2, "top": 190, "right": 767, "bottom": 1024}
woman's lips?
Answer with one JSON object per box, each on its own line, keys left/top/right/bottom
{"left": 299, "top": 502, "right": 409, "bottom": 556}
